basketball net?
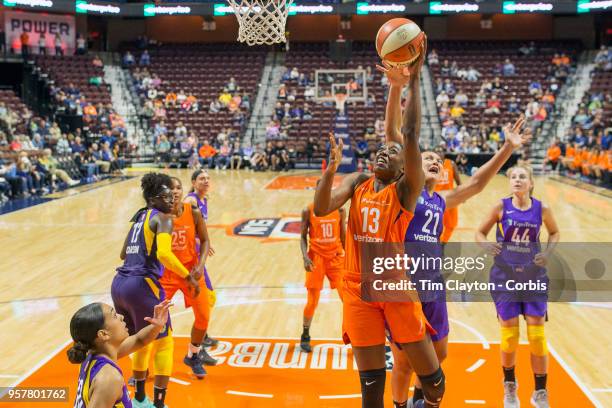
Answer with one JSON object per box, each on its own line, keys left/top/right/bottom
{"left": 227, "top": 0, "right": 294, "bottom": 45}
{"left": 334, "top": 93, "right": 348, "bottom": 115}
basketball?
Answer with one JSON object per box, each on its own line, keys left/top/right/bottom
{"left": 376, "top": 18, "right": 425, "bottom": 66}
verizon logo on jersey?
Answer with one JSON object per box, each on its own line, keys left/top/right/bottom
{"left": 360, "top": 197, "right": 391, "bottom": 207}
{"left": 353, "top": 234, "right": 384, "bottom": 243}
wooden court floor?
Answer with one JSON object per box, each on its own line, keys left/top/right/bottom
{"left": 0, "top": 169, "right": 610, "bottom": 407}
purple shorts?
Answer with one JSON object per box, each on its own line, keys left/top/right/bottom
{"left": 494, "top": 300, "right": 547, "bottom": 321}
{"left": 111, "top": 273, "right": 171, "bottom": 339}
{"left": 421, "top": 301, "right": 449, "bottom": 342}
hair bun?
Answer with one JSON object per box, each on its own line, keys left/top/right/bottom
{"left": 67, "top": 342, "right": 89, "bottom": 364}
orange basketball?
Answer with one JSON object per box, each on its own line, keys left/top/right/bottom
{"left": 376, "top": 18, "right": 425, "bottom": 67}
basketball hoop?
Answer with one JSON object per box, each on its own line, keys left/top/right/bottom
{"left": 227, "top": 0, "right": 294, "bottom": 46}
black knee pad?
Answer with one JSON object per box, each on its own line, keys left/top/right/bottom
{"left": 417, "top": 367, "right": 445, "bottom": 407}
{"left": 359, "top": 368, "right": 386, "bottom": 408}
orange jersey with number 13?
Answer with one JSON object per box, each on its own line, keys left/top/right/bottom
{"left": 344, "top": 177, "right": 414, "bottom": 282}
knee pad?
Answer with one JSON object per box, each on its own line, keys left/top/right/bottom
{"left": 418, "top": 367, "right": 445, "bottom": 407}
{"left": 132, "top": 343, "right": 153, "bottom": 372}
{"left": 359, "top": 368, "right": 386, "bottom": 408}
{"left": 153, "top": 335, "right": 174, "bottom": 376}
{"left": 207, "top": 289, "right": 217, "bottom": 308}
{"left": 500, "top": 326, "right": 520, "bottom": 354}
{"left": 527, "top": 325, "right": 548, "bottom": 357}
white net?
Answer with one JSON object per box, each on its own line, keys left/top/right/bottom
{"left": 227, "top": 0, "right": 294, "bottom": 46}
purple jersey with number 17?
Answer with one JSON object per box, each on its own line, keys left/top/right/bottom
{"left": 116, "top": 209, "right": 161, "bottom": 278}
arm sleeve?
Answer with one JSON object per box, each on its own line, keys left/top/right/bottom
{"left": 156, "top": 232, "right": 190, "bottom": 278}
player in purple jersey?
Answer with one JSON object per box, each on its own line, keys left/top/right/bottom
{"left": 184, "top": 169, "right": 219, "bottom": 350}
{"left": 68, "top": 299, "right": 172, "bottom": 408}
{"left": 378, "top": 61, "right": 533, "bottom": 408}
{"left": 112, "top": 173, "right": 199, "bottom": 408}
{"left": 476, "top": 164, "right": 560, "bottom": 408}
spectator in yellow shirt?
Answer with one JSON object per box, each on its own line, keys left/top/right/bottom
{"left": 218, "top": 89, "right": 232, "bottom": 107}
{"left": 450, "top": 102, "right": 465, "bottom": 118}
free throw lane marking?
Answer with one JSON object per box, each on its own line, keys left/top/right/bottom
{"left": 466, "top": 358, "right": 486, "bottom": 373}
{"left": 227, "top": 390, "right": 274, "bottom": 398}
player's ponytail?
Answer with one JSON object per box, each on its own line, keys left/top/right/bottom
{"left": 67, "top": 342, "right": 90, "bottom": 364}
{"left": 67, "top": 303, "right": 106, "bottom": 364}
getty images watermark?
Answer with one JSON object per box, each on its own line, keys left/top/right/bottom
{"left": 360, "top": 242, "right": 612, "bottom": 303}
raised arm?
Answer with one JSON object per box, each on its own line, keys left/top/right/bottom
{"left": 396, "top": 46, "right": 427, "bottom": 210}
{"left": 117, "top": 299, "right": 172, "bottom": 358}
{"left": 443, "top": 116, "right": 531, "bottom": 209}
{"left": 313, "top": 134, "right": 368, "bottom": 216}
{"left": 376, "top": 62, "right": 410, "bottom": 145}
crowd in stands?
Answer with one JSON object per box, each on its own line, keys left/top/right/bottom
{"left": 151, "top": 120, "right": 294, "bottom": 171}
{"left": 0, "top": 94, "right": 128, "bottom": 204}
{"left": 122, "top": 41, "right": 284, "bottom": 171}
{"left": 542, "top": 47, "right": 612, "bottom": 187}
{"left": 429, "top": 42, "right": 575, "bottom": 157}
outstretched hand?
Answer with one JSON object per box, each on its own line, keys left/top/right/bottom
{"left": 144, "top": 299, "right": 173, "bottom": 328}
{"left": 503, "top": 115, "right": 532, "bottom": 149}
{"left": 375, "top": 61, "right": 411, "bottom": 88}
{"left": 327, "top": 133, "right": 343, "bottom": 174}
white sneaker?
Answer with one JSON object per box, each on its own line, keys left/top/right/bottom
{"left": 530, "top": 389, "right": 550, "bottom": 408}
{"left": 504, "top": 381, "right": 520, "bottom": 408}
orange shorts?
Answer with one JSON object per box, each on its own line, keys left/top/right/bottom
{"left": 160, "top": 267, "right": 210, "bottom": 331}
{"left": 305, "top": 251, "right": 344, "bottom": 290}
{"left": 440, "top": 206, "right": 458, "bottom": 243}
{"left": 342, "top": 279, "right": 435, "bottom": 347}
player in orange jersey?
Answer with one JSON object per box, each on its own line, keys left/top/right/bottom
{"left": 159, "top": 176, "right": 212, "bottom": 379}
{"left": 314, "top": 43, "right": 445, "bottom": 408}
{"left": 299, "top": 197, "right": 345, "bottom": 353}
{"left": 378, "top": 60, "right": 531, "bottom": 408}
{"left": 432, "top": 146, "right": 461, "bottom": 243}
